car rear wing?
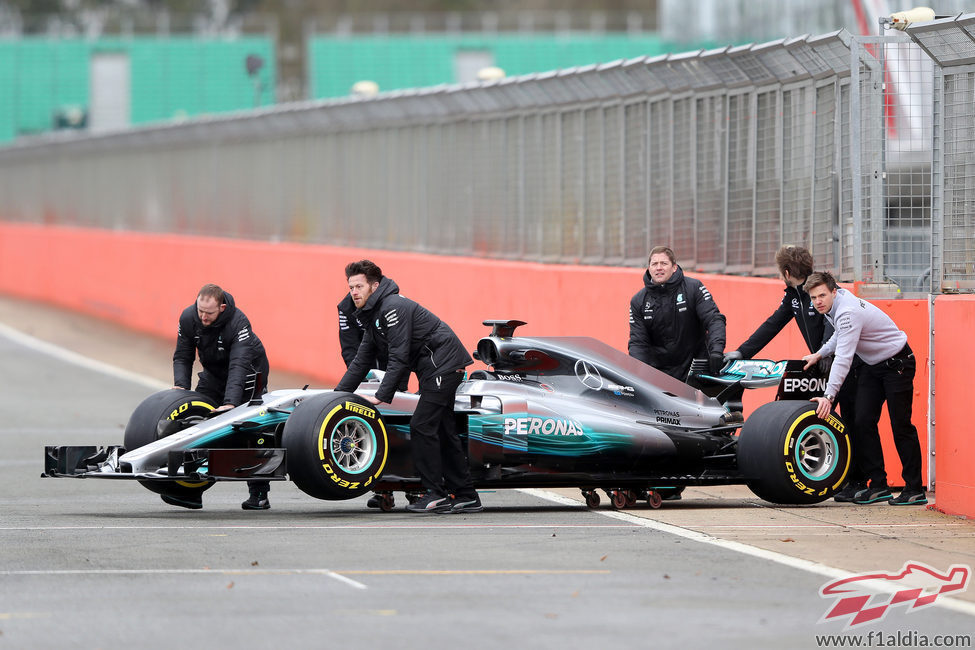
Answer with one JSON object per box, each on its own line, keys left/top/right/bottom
{"left": 688, "top": 358, "right": 828, "bottom": 411}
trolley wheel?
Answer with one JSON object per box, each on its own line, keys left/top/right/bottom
{"left": 647, "top": 491, "right": 663, "bottom": 509}
{"left": 610, "top": 490, "right": 628, "bottom": 510}
{"left": 624, "top": 489, "right": 639, "bottom": 507}
{"left": 379, "top": 493, "right": 395, "bottom": 512}
{"left": 582, "top": 489, "right": 600, "bottom": 508}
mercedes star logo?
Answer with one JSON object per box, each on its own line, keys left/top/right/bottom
{"left": 574, "top": 359, "right": 603, "bottom": 391}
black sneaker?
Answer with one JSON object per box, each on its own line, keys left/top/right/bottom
{"left": 448, "top": 493, "right": 483, "bottom": 514}
{"left": 366, "top": 493, "right": 382, "bottom": 509}
{"left": 405, "top": 491, "right": 451, "bottom": 513}
{"left": 833, "top": 482, "right": 867, "bottom": 503}
{"left": 889, "top": 489, "right": 928, "bottom": 506}
{"left": 161, "top": 493, "right": 202, "bottom": 510}
{"left": 241, "top": 491, "right": 270, "bottom": 510}
{"left": 852, "top": 486, "right": 893, "bottom": 505}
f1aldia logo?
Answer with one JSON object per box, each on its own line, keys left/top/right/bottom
{"left": 819, "top": 561, "right": 971, "bottom": 628}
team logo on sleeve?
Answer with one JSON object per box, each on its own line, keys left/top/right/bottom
{"left": 384, "top": 309, "right": 400, "bottom": 327}
{"left": 237, "top": 327, "right": 250, "bottom": 342}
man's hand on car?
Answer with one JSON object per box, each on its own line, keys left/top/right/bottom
{"left": 709, "top": 352, "right": 725, "bottom": 375}
{"left": 810, "top": 395, "right": 833, "bottom": 419}
{"left": 802, "top": 352, "right": 822, "bottom": 371}
{"left": 723, "top": 350, "right": 743, "bottom": 365}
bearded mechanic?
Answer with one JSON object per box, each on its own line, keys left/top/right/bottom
{"left": 334, "top": 260, "right": 481, "bottom": 514}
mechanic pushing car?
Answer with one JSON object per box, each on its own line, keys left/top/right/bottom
{"left": 723, "top": 245, "right": 864, "bottom": 502}
{"left": 801, "top": 271, "right": 926, "bottom": 506}
{"left": 334, "top": 260, "right": 481, "bottom": 514}
{"left": 628, "top": 246, "right": 727, "bottom": 381}
{"left": 171, "top": 283, "right": 272, "bottom": 511}
{"left": 338, "top": 283, "right": 409, "bottom": 510}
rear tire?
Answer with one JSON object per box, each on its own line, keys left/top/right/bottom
{"left": 123, "top": 389, "right": 217, "bottom": 499}
{"left": 282, "top": 392, "right": 389, "bottom": 500}
{"left": 738, "top": 400, "right": 851, "bottom": 504}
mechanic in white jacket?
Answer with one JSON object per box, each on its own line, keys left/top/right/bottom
{"left": 801, "top": 272, "right": 925, "bottom": 506}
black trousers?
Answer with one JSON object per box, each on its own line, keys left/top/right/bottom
{"left": 854, "top": 347, "right": 923, "bottom": 492}
{"left": 196, "top": 374, "right": 270, "bottom": 495}
{"left": 410, "top": 369, "right": 475, "bottom": 498}
{"left": 836, "top": 366, "right": 862, "bottom": 482}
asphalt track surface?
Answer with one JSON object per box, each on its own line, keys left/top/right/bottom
{"left": 1, "top": 325, "right": 974, "bottom": 649}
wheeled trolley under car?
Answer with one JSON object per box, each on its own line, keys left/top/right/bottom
{"left": 43, "top": 320, "right": 851, "bottom": 510}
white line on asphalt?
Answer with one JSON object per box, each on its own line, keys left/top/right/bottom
{"left": 0, "top": 322, "right": 167, "bottom": 390}
{"left": 0, "top": 524, "right": 635, "bottom": 531}
{"left": 518, "top": 488, "right": 975, "bottom": 619}
{"left": 695, "top": 523, "right": 969, "bottom": 529}
{"left": 0, "top": 567, "right": 367, "bottom": 589}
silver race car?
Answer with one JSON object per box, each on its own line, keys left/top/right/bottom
{"left": 44, "top": 320, "right": 850, "bottom": 510}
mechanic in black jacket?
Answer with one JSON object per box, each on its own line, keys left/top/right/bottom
{"left": 628, "top": 246, "right": 727, "bottom": 381}
{"left": 334, "top": 260, "right": 481, "bottom": 514}
{"left": 730, "top": 246, "right": 825, "bottom": 359}
{"left": 338, "top": 288, "right": 409, "bottom": 510}
{"left": 338, "top": 292, "right": 410, "bottom": 388}
{"left": 723, "top": 245, "right": 863, "bottom": 501}
{"left": 171, "top": 283, "right": 272, "bottom": 511}
{"left": 338, "top": 293, "right": 368, "bottom": 368}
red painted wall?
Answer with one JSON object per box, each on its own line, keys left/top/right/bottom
{"left": 932, "top": 296, "right": 975, "bottom": 517}
{"left": 0, "top": 223, "right": 960, "bottom": 513}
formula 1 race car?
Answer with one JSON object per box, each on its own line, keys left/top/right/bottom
{"left": 43, "top": 320, "right": 851, "bottom": 511}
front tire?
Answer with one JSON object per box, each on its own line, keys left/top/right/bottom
{"left": 737, "top": 400, "right": 851, "bottom": 505}
{"left": 282, "top": 392, "right": 389, "bottom": 500}
{"left": 123, "top": 389, "right": 217, "bottom": 499}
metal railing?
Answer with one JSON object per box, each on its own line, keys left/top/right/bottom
{"left": 907, "top": 13, "right": 975, "bottom": 292}
{"left": 0, "top": 25, "right": 964, "bottom": 292}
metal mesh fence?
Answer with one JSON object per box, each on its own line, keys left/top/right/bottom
{"left": 754, "top": 90, "right": 781, "bottom": 273}
{"left": 904, "top": 14, "right": 975, "bottom": 292}
{"left": 561, "top": 110, "right": 583, "bottom": 262}
{"left": 647, "top": 99, "right": 673, "bottom": 258}
{"left": 777, "top": 84, "right": 810, "bottom": 274}
{"left": 583, "top": 107, "right": 604, "bottom": 263}
{"left": 941, "top": 68, "right": 975, "bottom": 290}
{"left": 694, "top": 93, "right": 724, "bottom": 271}
{"left": 623, "top": 101, "right": 648, "bottom": 265}
{"left": 670, "top": 96, "right": 695, "bottom": 268}
{"left": 2, "top": 26, "right": 969, "bottom": 292}
{"left": 603, "top": 105, "right": 624, "bottom": 265}
{"left": 725, "top": 91, "right": 753, "bottom": 273}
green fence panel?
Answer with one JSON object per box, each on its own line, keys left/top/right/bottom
{"left": 0, "top": 37, "right": 275, "bottom": 144}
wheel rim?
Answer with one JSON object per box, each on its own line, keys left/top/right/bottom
{"left": 795, "top": 425, "right": 838, "bottom": 480}
{"left": 328, "top": 416, "right": 377, "bottom": 474}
